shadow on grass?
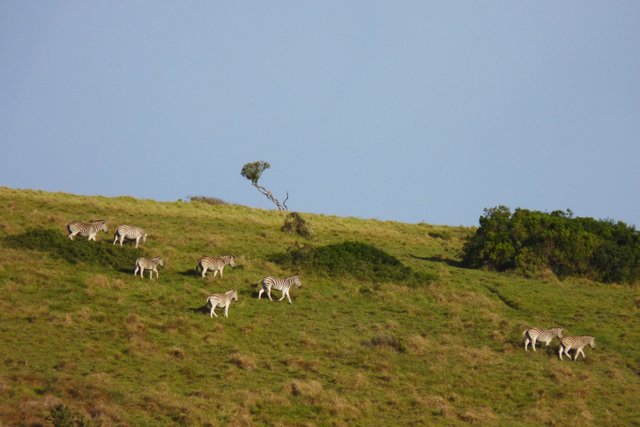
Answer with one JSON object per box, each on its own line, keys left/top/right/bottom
{"left": 179, "top": 268, "right": 201, "bottom": 278}
{"left": 409, "top": 254, "right": 466, "bottom": 268}
{"left": 189, "top": 304, "right": 210, "bottom": 315}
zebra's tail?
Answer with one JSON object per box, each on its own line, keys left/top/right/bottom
{"left": 196, "top": 261, "right": 201, "bottom": 272}
{"left": 522, "top": 329, "right": 528, "bottom": 338}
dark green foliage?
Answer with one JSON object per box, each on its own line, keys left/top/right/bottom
{"left": 463, "top": 207, "right": 640, "bottom": 283}
{"left": 240, "top": 161, "right": 270, "bottom": 185}
{"left": 3, "top": 229, "right": 142, "bottom": 270}
{"left": 281, "top": 212, "right": 313, "bottom": 239}
{"left": 269, "top": 241, "right": 436, "bottom": 285}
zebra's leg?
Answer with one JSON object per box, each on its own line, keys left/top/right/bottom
{"left": 286, "top": 290, "right": 293, "bottom": 304}
{"left": 134, "top": 237, "right": 139, "bottom": 249}
{"left": 119, "top": 235, "right": 124, "bottom": 247}
{"left": 258, "top": 288, "right": 264, "bottom": 299}
{"left": 278, "top": 291, "right": 286, "bottom": 302}
{"left": 558, "top": 345, "right": 564, "bottom": 360}
{"left": 211, "top": 306, "right": 218, "bottom": 318}
{"left": 524, "top": 338, "right": 530, "bottom": 351}
{"left": 267, "top": 287, "right": 273, "bottom": 301}
{"left": 213, "top": 269, "right": 219, "bottom": 279}
{"left": 224, "top": 304, "right": 229, "bottom": 317}
{"left": 564, "top": 345, "right": 572, "bottom": 361}
{"left": 532, "top": 337, "right": 537, "bottom": 352}
{"left": 220, "top": 268, "right": 223, "bottom": 279}
{"left": 577, "top": 348, "right": 586, "bottom": 360}
{"left": 134, "top": 265, "right": 139, "bottom": 276}
{"left": 202, "top": 267, "right": 208, "bottom": 278}
{"left": 113, "top": 235, "right": 117, "bottom": 245}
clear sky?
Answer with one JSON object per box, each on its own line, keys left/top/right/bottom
{"left": 1, "top": 1, "right": 639, "bottom": 226}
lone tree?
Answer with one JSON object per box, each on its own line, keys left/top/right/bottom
{"left": 241, "top": 161, "right": 288, "bottom": 211}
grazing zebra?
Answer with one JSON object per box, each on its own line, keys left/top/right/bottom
{"left": 67, "top": 220, "right": 108, "bottom": 241}
{"left": 134, "top": 256, "right": 164, "bottom": 279}
{"left": 113, "top": 225, "right": 147, "bottom": 248}
{"left": 206, "top": 289, "right": 238, "bottom": 318}
{"left": 558, "top": 336, "right": 596, "bottom": 361}
{"left": 522, "top": 327, "right": 564, "bottom": 351}
{"left": 196, "top": 255, "right": 236, "bottom": 279}
{"left": 258, "top": 275, "right": 302, "bottom": 304}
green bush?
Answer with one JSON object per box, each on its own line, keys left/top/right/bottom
{"left": 269, "top": 241, "right": 436, "bottom": 285}
{"left": 4, "top": 228, "right": 142, "bottom": 270}
{"left": 462, "top": 207, "right": 640, "bottom": 283}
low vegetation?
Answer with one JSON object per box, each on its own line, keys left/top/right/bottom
{"left": 0, "top": 187, "right": 638, "bottom": 426}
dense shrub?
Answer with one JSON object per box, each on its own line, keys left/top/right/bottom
{"left": 269, "top": 241, "right": 436, "bottom": 285}
{"left": 462, "top": 207, "right": 640, "bottom": 283}
{"left": 4, "top": 228, "right": 141, "bottom": 270}
{"left": 281, "top": 212, "right": 313, "bottom": 239}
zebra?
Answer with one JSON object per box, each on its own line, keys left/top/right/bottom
{"left": 134, "top": 256, "right": 164, "bottom": 279}
{"left": 113, "top": 225, "right": 147, "bottom": 248}
{"left": 67, "top": 220, "right": 108, "bottom": 241}
{"left": 196, "top": 255, "right": 236, "bottom": 279}
{"left": 258, "top": 275, "right": 302, "bottom": 304}
{"left": 558, "top": 336, "right": 596, "bottom": 361}
{"left": 522, "top": 327, "right": 564, "bottom": 351}
{"left": 206, "top": 289, "right": 238, "bottom": 318}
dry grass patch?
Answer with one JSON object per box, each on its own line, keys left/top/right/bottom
{"left": 287, "top": 379, "right": 324, "bottom": 402}
{"left": 229, "top": 352, "right": 256, "bottom": 370}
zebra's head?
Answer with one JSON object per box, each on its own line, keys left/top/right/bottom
{"left": 588, "top": 336, "right": 596, "bottom": 349}
{"left": 230, "top": 290, "right": 238, "bottom": 301}
{"left": 94, "top": 220, "right": 108, "bottom": 232}
{"left": 553, "top": 328, "right": 564, "bottom": 338}
{"left": 292, "top": 276, "right": 302, "bottom": 287}
{"left": 226, "top": 256, "right": 236, "bottom": 267}
{"left": 155, "top": 256, "right": 164, "bottom": 267}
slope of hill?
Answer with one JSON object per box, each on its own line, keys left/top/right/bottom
{"left": 0, "top": 187, "right": 638, "bottom": 426}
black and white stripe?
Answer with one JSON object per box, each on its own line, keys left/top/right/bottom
{"left": 258, "top": 275, "right": 302, "bottom": 304}
{"left": 522, "top": 327, "right": 564, "bottom": 351}
{"left": 196, "top": 255, "right": 235, "bottom": 278}
{"left": 113, "top": 225, "right": 147, "bottom": 248}
{"left": 206, "top": 289, "right": 238, "bottom": 318}
{"left": 558, "top": 335, "right": 596, "bottom": 361}
{"left": 134, "top": 256, "right": 164, "bottom": 279}
{"left": 67, "top": 220, "right": 108, "bottom": 241}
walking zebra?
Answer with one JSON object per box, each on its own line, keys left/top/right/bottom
{"left": 522, "top": 327, "right": 564, "bottom": 351}
{"left": 134, "top": 256, "right": 164, "bottom": 279}
{"left": 196, "top": 256, "right": 236, "bottom": 279}
{"left": 113, "top": 225, "right": 147, "bottom": 248}
{"left": 558, "top": 336, "right": 596, "bottom": 361}
{"left": 258, "top": 275, "right": 302, "bottom": 304}
{"left": 67, "top": 220, "right": 108, "bottom": 241}
{"left": 206, "top": 289, "right": 238, "bottom": 318}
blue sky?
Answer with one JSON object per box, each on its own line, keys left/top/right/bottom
{"left": 1, "top": 1, "right": 639, "bottom": 226}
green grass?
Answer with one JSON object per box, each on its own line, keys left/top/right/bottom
{"left": 0, "top": 186, "right": 638, "bottom": 426}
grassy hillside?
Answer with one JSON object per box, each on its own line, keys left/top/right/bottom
{"left": 0, "top": 187, "right": 638, "bottom": 426}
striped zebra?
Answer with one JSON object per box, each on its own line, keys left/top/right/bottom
{"left": 522, "top": 327, "right": 564, "bottom": 351}
{"left": 113, "top": 225, "right": 147, "bottom": 248}
{"left": 258, "top": 275, "right": 302, "bottom": 304}
{"left": 558, "top": 336, "right": 596, "bottom": 361}
{"left": 196, "top": 255, "right": 236, "bottom": 279}
{"left": 134, "top": 256, "right": 164, "bottom": 279}
{"left": 67, "top": 220, "right": 108, "bottom": 241}
{"left": 206, "top": 289, "right": 238, "bottom": 318}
